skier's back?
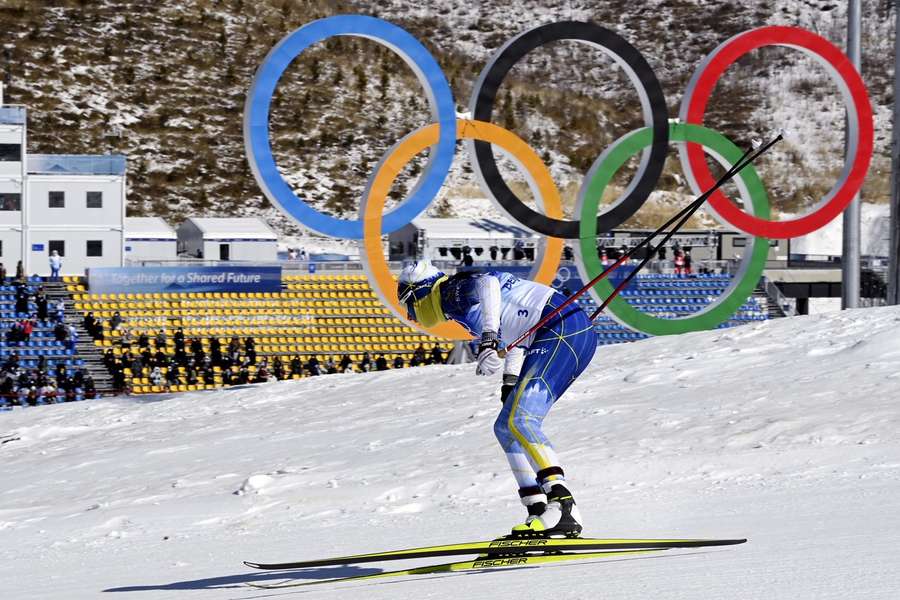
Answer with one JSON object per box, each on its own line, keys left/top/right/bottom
{"left": 398, "top": 261, "right": 597, "bottom": 537}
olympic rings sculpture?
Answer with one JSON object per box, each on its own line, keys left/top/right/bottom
{"left": 244, "top": 15, "right": 873, "bottom": 337}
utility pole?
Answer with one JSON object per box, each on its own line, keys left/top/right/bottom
{"left": 842, "top": 0, "right": 862, "bottom": 309}
{"left": 888, "top": 0, "right": 900, "bottom": 304}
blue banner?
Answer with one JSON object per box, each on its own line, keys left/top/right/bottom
{"left": 86, "top": 266, "right": 282, "bottom": 294}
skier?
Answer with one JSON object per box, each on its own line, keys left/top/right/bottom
{"left": 398, "top": 260, "right": 597, "bottom": 537}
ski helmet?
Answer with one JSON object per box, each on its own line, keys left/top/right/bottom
{"left": 397, "top": 260, "right": 445, "bottom": 324}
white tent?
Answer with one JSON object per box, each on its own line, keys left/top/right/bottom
{"left": 177, "top": 217, "right": 278, "bottom": 262}
{"left": 125, "top": 217, "right": 177, "bottom": 262}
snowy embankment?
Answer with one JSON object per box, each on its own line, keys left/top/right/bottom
{"left": 2, "top": 308, "right": 900, "bottom": 599}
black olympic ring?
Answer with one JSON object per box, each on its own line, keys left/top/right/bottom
{"left": 467, "top": 21, "right": 670, "bottom": 239}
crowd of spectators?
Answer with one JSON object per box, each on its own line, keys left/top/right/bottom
{"left": 96, "top": 315, "right": 452, "bottom": 392}
{"left": 0, "top": 270, "right": 96, "bottom": 407}
{"left": 295, "top": 343, "right": 446, "bottom": 377}
{"left": 97, "top": 325, "right": 269, "bottom": 392}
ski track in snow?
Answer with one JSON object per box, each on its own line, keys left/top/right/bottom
{"left": 2, "top": 308, "right": 900, "bottom": 599}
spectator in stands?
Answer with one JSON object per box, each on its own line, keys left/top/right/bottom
{"left": 137, "top": 332, "right": 150, "bottom": 349}
{"left": 66, "top": 324, "right": 78, "bottom": 351}
{"left": 684, "top": 250, "right": 693, "bottom": 276}
{"left": 36, "top": 290, "right": 48, "bottom": 322}
{"left": 53, "top": 321, "right": 67, "bottom": 343}
{"left": 246, "top": 345, "right": 257, "bottom": 366}
{"left": 15, "top": 284, "right": 29, "bottom": 314}
{"left": 657, "top": 245, "right": 667, "bottom": 260}
{"left": 237, "top": 366, "right": 250, "bottom": 385}
{"left": 165, "top": 364, "right": 179, "bottom": 389}
{"left": 102, "top": 348, "right": 115, "bottom": 370}
{"left": 272, "top": 356, "right": 286, "bottom": 381}
{"left": 210, "top": 341, "right": 223, "bottom": 367}
{"left": 0, "top": 262, "right": 5, "bottom": 282}
{"left": 85, "top": 312, "right": 103, "bottom": 340}
{"left": 110, "top": 311, "right": 123, "bottom": 331}
{"left": 412, "top": 344, "right": 427, "bottom": 366}
{"left": 563, "top": 246, "right": 574, "bottom": 261}
{"left": 149, "top": 366, "right": 163, "bottom": 388}
{"left": 174, "top": 345, "right": 189, "bottom": 368}
{"left": 154, "top": 348, "right": 167, "bottom": 369}
{"left": 54, "top": 361, "right": 66, "bottom": 385}
{"left": 222, "top": 368, "right": 234, "bottom": 386}
{"left": 186, "top": 366, "right": 199, "bottom": 386}
{"left": 393, "top": 355, "right": 404, "bottom": 369}
{"left": 53, "top": 298, "right": 65, "bottom": 322}
{"left": 15, "top": 260, "right": 24, "bottom": 282}
{"left": 49, "top": 250, "right": 62, "bottom": 281}
{"left": 174, "top": 328, "right": 186, "bottom": 351}
{"left": 155, "top": 330, "right": 167, "bottom": 350}
{"left": 83, "top": 374, "right": 96, "bottom": 400}
{"left": 375, "top": 354, "right": 388, "bottom": 371}
{"left": 305, "top": 355, "right": 321, "bottom": 376}
{"left": 120, "top": 328, "right": 133, "bottom": 350}
{"left": 190, "top": 337, "right": 202, "bottom": 356}
{"left": 131, "top": 355, "right": 144, "bottom": 378}
{"left": 430, "top": 344, "right": 444, "bottom": 365}
{"left": 674, "top": 250, "right": 685, "bottom": 276}
{"left": 22, "top": 319, "right": 34, "bottom": 343}
{"left": 228, "top": 337, "right": 241, "bottom": 355}
{"left": 288, "top": 248, "right": 297, "bottom": 260}
{"left": 253, "top": 365, "right": 269, "bottom": 383}
{"left": 321, "top": 356, "right": 335, "bottom": 374}
{"left": 202, "top": 368, "right": 215, "bottom": 385}
{"left": 39, "top": 381, "right": 57, "bottom": 404}
{"left": 339, "top": 354, "right": 352, "bottom": 373}
{"left": 359, "top": 352, "right": 372, "bottom": 372}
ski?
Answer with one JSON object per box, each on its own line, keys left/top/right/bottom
{"left": 244, "top": 536, "right": 746, "bottom": 570}
{"left": 246, "top": 548, "right": 668, "bottom": 589}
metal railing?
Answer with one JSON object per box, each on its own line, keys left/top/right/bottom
{"left": 761, "top": 276, "right": 797, "bottom": 317}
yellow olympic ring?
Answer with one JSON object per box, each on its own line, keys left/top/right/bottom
{"left": 360, "top": 120, "right": 564, "bottom": 340}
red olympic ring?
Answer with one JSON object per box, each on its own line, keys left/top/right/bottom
{"left": 680, "top": 26, "right": 873, "bottom": 239}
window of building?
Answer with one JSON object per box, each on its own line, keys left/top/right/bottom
{"left": 0, "top": 144, "right": 21, "bottom": 161}
{"left": 732, "top": 237, "right": 747, "bottom": 247}
{"left": 86, "top": 240, "right": 103, "bottom": 257}
{"left": 49, "top": 191, "right": 65, "bottom": 208}
{"left": 86, "top": 191, "right": 103, "bottom": 208}
{"left": 0, "top": 193, "right": 20, "bottom": 211}
{"left": 49, "top": 240, "right": 65, "bottom": 257}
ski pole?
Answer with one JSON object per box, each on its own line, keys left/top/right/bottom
{"left": 589, "top": 133, "right": 781, "bottom": 319}
{"left": 501, "top": 132, "right": 782, "bottom": 354}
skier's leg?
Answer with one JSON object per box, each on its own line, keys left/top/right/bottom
{"left": 502, "top": 295, "right": 597, "bottom": 535}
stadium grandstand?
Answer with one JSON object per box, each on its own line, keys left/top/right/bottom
{"left": 0, "top": 257, "right": 773, "bottom": 408}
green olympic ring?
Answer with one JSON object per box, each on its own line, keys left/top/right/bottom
{"left": 575, "top": 122, "right": 770, "bottom": 336}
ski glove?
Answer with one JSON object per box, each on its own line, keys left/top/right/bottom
{"left": 475, "top": 331, "right": 503, "bottom": 376}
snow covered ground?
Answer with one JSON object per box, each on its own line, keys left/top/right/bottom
{"left": 3, "top": 307, "right": 900, "bottom": 599}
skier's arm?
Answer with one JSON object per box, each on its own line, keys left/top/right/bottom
{"left": 474, "top": 274, "right": 502, "bottom": 335}
{"left": 474, "top": 274, "right": 503, "bottom": 376}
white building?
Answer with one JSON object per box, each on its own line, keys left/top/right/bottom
{"left": 124, "top": 217, "right": 177, "bottom": 263}
{"left": 0, "top": 104, "right": 125, "bottom": 277}
{"left": 388, "top": 216, "right": 543, "bottom": 265}
{"left": 176, "top": 217, "right": 277, "bottom": 262}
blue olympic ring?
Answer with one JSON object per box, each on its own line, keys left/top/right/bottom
{"left": 243, "top": 15, "right": 457, "bottom": 239}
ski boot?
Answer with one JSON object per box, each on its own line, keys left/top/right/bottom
{"left": 510, "top": 483, "right": 583, "bottom": 538}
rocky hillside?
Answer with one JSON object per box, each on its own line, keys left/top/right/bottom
{"left": 0, "top": 0, "right": 894, "bottom": 235}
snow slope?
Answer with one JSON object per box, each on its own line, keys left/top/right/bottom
{"left": 2, "top": 307, "right": 900, "bottom": 599}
